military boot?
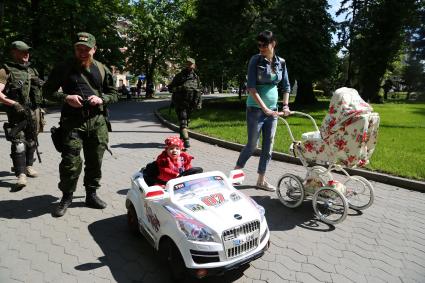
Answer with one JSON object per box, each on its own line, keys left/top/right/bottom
{"left": 184, "top": 139, "right": 190, "bottom": 149}
{"left": 15, "top": 173, "right": 27, "bottom": 190}
{"left": 86, "top": 190, "right": 107, "bottom": 209}
{"left": 53, "top": 192, "right": 73, "bottom": 217}
{"left": 25, "top": 166, "right": 38, "bottom": 177}
{"left": 180, "top": 128, "right": 190, "bottom": 149}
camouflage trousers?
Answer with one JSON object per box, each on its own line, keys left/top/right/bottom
{"left": 175, "top": 106, "right": 192, "bottom": 140}
{"left": 59, "top": 115, "right": 109, "bottom": 193}
{"left": 5, "top": 109, "right": 40, "bottom": 176}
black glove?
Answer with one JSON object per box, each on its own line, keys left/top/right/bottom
{"left": 12, "top": 102, "right": 25, "bottom": 113}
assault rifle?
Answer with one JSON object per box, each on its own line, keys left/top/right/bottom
{"left": 18, "top": 80, "right": 42, "bottom": 163}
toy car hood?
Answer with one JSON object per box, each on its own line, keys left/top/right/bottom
{"left": 165, "top": 171, "right": 264, "bottom": 232}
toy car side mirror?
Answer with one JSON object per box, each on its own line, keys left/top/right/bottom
{"left": 145, "top": 185, "right": 167, "bottom": 199}
{"left": 229, "top": 169, "right": 245, "bottom": 185}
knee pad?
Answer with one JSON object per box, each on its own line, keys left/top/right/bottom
{"left": 13, "top": 142, "right": 26, "bottom": 154}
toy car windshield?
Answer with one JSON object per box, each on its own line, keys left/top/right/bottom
{"left": 172, "top": 176, "right": 228, "bottom": 199}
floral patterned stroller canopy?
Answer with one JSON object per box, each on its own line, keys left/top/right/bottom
{"left": 299, "top": 87, "right": 380, "bottom": 168}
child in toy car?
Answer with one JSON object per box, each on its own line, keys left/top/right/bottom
{"left": 149, "top": 136, "right": 203, "bottom": 186}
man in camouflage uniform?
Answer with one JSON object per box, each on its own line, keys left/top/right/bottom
{"left": 43, "top": 32, "right": 118, "bottom": 217}
{"left": 0, "top": 41, "right": 44, "bottom": 190}
{"left": 168, "top": 57, "right": 202, "bottom": 148}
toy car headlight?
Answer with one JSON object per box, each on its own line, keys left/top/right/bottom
{"left": 177, "top": 219, "right": 216, "bottom": 242}
{"left": 249, "top": 197, "right": 265, "bottom": 222}
{"left": 164, "top": 205, "right": 218, "bottom": 242}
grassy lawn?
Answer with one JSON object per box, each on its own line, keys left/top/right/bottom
{"left": 159, "top": 96, "right": 425, "bottom": 181}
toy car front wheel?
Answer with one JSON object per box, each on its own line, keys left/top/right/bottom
{"left": 127, "top": 204, "right": 139, "bottom": 234}
{"left": 312, "top": 186, "right": 348, "bottom": 225}
{"left": 277, "top": 173, "right": 305, "bottom": 208}
{"left": 344, "top": 175, "right": 374, "bottom": 210}
{"left": 159, "top": 239, "right": 188, "bottom": 281}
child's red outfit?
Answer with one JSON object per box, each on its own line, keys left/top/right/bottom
{"left": 156, "top": 150, "right": 194, "bottom": 184}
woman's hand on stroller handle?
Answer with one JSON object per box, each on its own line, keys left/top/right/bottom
{"left": 278, "top": 110, "right": 292, "bottom": 117}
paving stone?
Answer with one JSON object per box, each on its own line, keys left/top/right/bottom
{"left": 276, "top": 254, "right": 302, "bottom": 272}
{"left": 335, "top": 265, "right": 367, "bottom": 283}
{"left": 268, "top": 261, "right": 296, "bottom": 281}
{"left": 365, "top": 266, "right": 403, "bottom": 283}
{"left": 307, "top": 255, "right": 336, "bottom": 273}
{"left": 25, "top": 269, "right": 45, "bottom": 283}
{"left": 243, "top": 266, "right": 261, "bottom": 280}
{"left": 296, "top": 271, "right": 324, "bottom": 283}
{"left": 301, "top": 262, "right": 332, "bottom": 282}
{"left": 260, "top": 269, "right": 284, "bottom": 283}
{"left": 281, "top": 248, "right": 308, "bottom": 263}
{"left": 330, "top": 273, "right": 354, "bottom": 283}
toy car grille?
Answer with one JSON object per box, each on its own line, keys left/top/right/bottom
{"left": 222, "top": 220, "right": 260, "bottom": 259}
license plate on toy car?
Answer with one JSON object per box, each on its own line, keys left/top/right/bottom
{"left": 233, "top": 233, "right": 255, "bottom": 246}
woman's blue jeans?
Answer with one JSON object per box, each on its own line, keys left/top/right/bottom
{"left": 236, "top": 107, "right": 278, "bottom": 174}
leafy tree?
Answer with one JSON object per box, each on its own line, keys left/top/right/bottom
{"left": 182, "top": 0, "right": 270, "bottom": 94}
{"left": 126, "top": 0, "right": 194, "bottom": 97}
{"left": 337, "top": 0, "right": 417, "bottom": 102}
{"left": 402, "top": 54, "right": 424, "bottom": 98}
{"left": 270, "top": 0, "right": 336, "bottom": 104}
{"left": 0, "top": 0, "right": 129, "bottom": 76}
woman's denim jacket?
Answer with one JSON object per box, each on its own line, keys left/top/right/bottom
{"left": 247, "top": 54, "right": 290, "bottom": 95}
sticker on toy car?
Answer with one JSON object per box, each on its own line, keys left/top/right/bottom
{"left": 230, "top": 193, "right": 241, "bottom": 202}
{"left": 144, "top": 203, "right": 160, "bottom": 232}
{"left": 201, "top": 193, "right": 226, "bottom": 207}
{"left": 185, "top": 203, "right": 206, "bottom": 212}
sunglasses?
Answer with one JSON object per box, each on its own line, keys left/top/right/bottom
{"left": 257, "top": 42, "right": 269, "bottom": 48}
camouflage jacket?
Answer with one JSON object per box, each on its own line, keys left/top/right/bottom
{"left": 1, "top": 61, "right": 43, "bottom": 109}
{"left": 42, "top": 58, "right": 118, "bottom": 118}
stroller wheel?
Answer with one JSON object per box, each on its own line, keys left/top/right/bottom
{"left": 344, "top": 175, "right": 374, "bottom": 210}
{"left": 277, "top": 174, "right": 305, "bottom": 208}
{"left": 313, "top": 186, "right": 348, "bottom": 225}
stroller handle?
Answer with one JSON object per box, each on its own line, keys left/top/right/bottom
{"left": 278, "top": 111, "right": 320, "bottom": 142}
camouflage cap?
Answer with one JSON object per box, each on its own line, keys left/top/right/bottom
{"left": 74, "top": 32, "right": 96, "bottom": 48}
{"left": 11, "top": 41, "right": 31, "bottom": 51}
{"left": 186, "top": 57, "right": 195, "bottom": 64}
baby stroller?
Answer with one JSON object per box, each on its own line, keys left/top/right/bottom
{"left": 277, "top": 87, "right": 380, "bottom": 224}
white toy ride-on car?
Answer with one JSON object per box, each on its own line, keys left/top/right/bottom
{"left": 125, "top": 168, "right": 270, "bottom": 280}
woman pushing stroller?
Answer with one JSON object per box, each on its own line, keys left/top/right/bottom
{"left": 235, "top": 30, "right": 291, "bottom": 192}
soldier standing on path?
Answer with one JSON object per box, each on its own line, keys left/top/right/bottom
{"left": 168, "top": 57, "right": 202, "bottom": 149}
{"left": 0, "top": 41, "right": 44, "bottom": 190}
{"left": 43, "top": 32, "right": 118, "bottom": 217}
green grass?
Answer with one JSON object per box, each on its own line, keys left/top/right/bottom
{"left": 160, "top": 96, "right": 425, "bottom": 181}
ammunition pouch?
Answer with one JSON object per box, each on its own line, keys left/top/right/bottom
{"left": 50, "top": 125, "right": 63, "bottom": 153}
{"left": 35, "top": 108, "right": 46, "bottom": 133}
{"left": 102, "top": 107, "right": 112, "bottom": 132}
{"left": 3, "top": 121, "right": 26, "bottom": 141}
{"left": 3, "top": 122, "right": 13, "bottom": 141}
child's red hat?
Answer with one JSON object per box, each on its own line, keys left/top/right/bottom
{"left": 164, "top": 136, "right": 184, "bottom": 149}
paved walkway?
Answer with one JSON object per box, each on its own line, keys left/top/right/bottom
{"left": 0, "top": 98, "right": 425, "bottom": 283}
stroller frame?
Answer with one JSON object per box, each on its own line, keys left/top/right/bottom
{"left": 277, "top": 111, "right": 375, "bottom": 225}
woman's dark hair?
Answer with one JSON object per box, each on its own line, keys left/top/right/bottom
{"left": 257, "top": 30, "right": 278, "bottom": 72}
{"left": 256, "top": 30, "right": 276, "bottom": 44}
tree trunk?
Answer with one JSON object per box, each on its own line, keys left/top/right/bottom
{"left": 294, "top": 80, "right": 317, "bottom": 105}
{"left": 145, "top": 73, "right": 154, "bottom": 98}
{"left": 361, "top": 80, "right": 382, "bottom": 103}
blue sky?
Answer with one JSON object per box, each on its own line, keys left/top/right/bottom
{"left": 328, "top": 0, "right": 344, "bottom": 21}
